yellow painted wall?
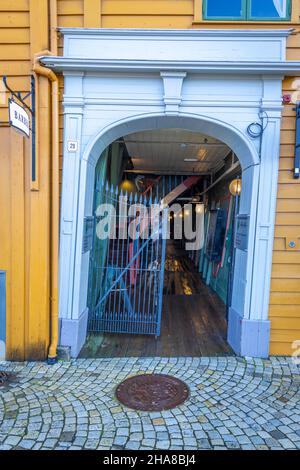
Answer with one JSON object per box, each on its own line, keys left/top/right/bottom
{"left": 270, "top": 77, "right": 300, "bottom": 355}
{"left": 0, "top": 1, "right": 30, "bottom": 360}
{"left": 0, "top": 0, "right": 51, "bottom": 360}
{"left": 0, "top": 0, "right": 299, "bottom": 359}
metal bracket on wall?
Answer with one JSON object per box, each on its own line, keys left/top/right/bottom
{"left": 294, "top": 102, "right": 300, "bottom": 179}
{"left": 2, "top": 75, "right": 36, "bottom": 182}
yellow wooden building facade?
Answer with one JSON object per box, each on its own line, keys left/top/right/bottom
{"left": 0, "top": 0, "right": 300, "bottom": 360}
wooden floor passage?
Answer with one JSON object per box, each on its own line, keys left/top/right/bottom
{"left": 80, "top": 242, "right": 233, "bottom": 358}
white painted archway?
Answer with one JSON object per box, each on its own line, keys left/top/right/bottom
{"left": 42, "top": 28, "right": 296, "bottom": 358}
{"left": 59, "top": 110, "right": 278, "bottom": 359}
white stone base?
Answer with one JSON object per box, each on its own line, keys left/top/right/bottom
{"left": 228, "top": 307, "right": 270, "bottom": 358}
{"left": 59, "top": 308, "right": 89, "bottom": 358}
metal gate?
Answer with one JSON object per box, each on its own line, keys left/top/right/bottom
{"left": 87, "top": 181, "right": 167, "bottom": 336}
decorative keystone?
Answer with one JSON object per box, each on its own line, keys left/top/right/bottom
{"left": 160, "top": 72, "right": 187, "bottom": 116}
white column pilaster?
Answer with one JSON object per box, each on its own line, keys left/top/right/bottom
{"left": 59, "top": 74, "right": 84, "bottom": 322}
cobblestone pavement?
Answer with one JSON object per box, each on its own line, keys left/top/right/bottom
{"left": 0, "top": 357, "right": 300, "bottom": 450}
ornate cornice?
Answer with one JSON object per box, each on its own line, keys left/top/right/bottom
{"left": 41, "top": 57, "right": 300, "bottom": 75}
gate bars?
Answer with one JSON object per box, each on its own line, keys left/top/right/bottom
{"left": 87, "top": 181, "right": 167, "bottom": 336}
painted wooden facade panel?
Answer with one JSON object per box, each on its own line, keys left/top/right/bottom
{"left": 272, "top": 40, "right": 300, "bottom": 353}
{"left": 0, "top": 0, "right": 51, "bottom": 360}
{"left": 0, "top": 0, "right": 30, "bottom": 122}
{"left": 0, "top": 0, "right": 299, "bottom": 358}
{"left": 0, "top": 129, "right": 26, "bottom": 359}
{"left": 0, "top": 1, "right": 29, "bottom": 360}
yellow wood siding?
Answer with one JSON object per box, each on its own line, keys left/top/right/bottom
{"left": 0, "top": 129, "right": 26, "bottom": 359}
{"left": 0, "top": 0, "right": 30, "bottom": 123}
{"left": 0, "top": 0, "right": 300, "bottom": 359}
{"left": 271, "top": 70, "right": 300, "bottom": 355}
{"left": 0, "top": 1, "right": 30, "bottom": 360}
{"left": 101, "top": 0, "right": 194, "bottom": 28}
{"left": 57, "top": 0, "right": 84, "bottom": 27}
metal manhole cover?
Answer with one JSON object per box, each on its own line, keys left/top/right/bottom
{"left": 0, "top": 371, "right": 12, "bottom": 386}
{"left": 116, "top": 374, "right": 189, "bottom": 411}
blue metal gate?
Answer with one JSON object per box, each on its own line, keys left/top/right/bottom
{"left": 87, "top": 181, "right": 167, "bottom": 336}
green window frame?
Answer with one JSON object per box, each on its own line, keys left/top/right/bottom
{"left": 203, "top": 0, "right": 291, "bottom": 21}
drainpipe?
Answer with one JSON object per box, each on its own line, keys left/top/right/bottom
{"left": 33, "top": 51, "right": 59, "bottom": 364}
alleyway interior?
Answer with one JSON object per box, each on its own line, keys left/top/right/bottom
{"left": 80, "top": 242, "right": 233, "bottom": 358}
{"left": 0, "top": 357, "right": 299, "bottom": 450}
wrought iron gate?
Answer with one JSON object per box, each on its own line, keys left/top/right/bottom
{"left": 87, "top": 181, "right": 167, "bottom": 336}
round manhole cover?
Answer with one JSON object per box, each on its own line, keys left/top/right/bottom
{"left": 116, "top": 374, "right": 189, "bottom": 411}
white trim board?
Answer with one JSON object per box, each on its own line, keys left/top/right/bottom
{"left": 41, "top": 58, "right": 300, "bottom": 75}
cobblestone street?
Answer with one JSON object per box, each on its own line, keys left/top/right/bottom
{"left": 0, "top": 357, "right": 300, "bottom": 450}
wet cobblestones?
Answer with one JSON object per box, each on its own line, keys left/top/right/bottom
{"left": 0, "top": 356, "right": 299, "bottom": 450}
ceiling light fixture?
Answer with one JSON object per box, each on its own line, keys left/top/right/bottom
{"left": 184, "top": 158, "right": 198, "bottom": 162}
{"left": 197, "top": 148, "right": 207, "bottom": 159}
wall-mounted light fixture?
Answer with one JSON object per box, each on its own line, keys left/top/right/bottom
{"left": 120, "top": 179, "right": 136, "bottom": 194}
{"left": 229, "top": 178, "right": 242, "bottom": 197}
{"left": 196, "top": 204, "right": 205, "bottom": 214}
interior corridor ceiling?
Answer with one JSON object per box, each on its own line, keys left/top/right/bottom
{"left": 123, "top": 129, "right": 231, "bottom": 175}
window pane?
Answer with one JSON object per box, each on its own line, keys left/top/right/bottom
{"left": 206, "top": 0, "right": 244, "bottom": 18}
{"left": 251, "top": 0, "right": 288, "bottom": 18}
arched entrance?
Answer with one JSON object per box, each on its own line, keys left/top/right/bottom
{"left": 54, "top": 29, "right": 284, "bottom": 359}
{"left": 59, "top": 112, "right": 276, "bottom": 359}
{"left": 80, "top": 126, "right": 242, "bottom": 357}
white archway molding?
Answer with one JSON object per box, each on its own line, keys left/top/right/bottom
{"left": 54, "top": 28, "right": 289, "bottom": 358}
{"left": 83, "top": 113, "right": 260, "bottom": 170}
{"left": 80, "top": 113, "right": 261, "bottom": 337}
